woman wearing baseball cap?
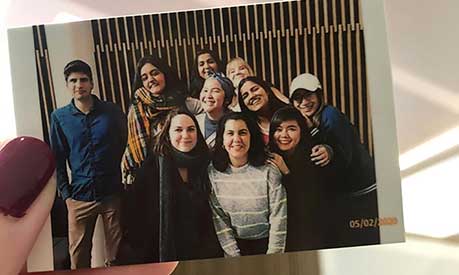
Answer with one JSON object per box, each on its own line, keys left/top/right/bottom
{"left": 288, "top": 73, "right": 380, "bottom": 246}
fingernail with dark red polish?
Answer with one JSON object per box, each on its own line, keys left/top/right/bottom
{"left": 0, "top": 137, "right": 55, "bottom": 218}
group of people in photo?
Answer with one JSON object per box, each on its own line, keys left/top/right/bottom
{"left": 50, "top": 48, "right": 379, "bottom": 269}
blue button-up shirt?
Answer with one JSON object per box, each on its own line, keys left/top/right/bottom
{"left": 50, "top": 95, "right": 127, "bottom": 201}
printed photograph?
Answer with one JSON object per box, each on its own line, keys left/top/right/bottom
{"left": 7, "top": 0, "right": 402, "bottom": 272}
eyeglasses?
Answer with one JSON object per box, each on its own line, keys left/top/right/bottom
{"left": 291, "top": 89, "right": 317, "bottom": 102}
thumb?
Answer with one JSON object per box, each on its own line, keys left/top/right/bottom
{"left": 0, "top": 137, "right": 56, "bottom": 275}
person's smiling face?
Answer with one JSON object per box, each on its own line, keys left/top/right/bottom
{"left": 223, "top": 119, "right": 251, "bottom": 166}
{"left": 292, "top": 89, "right": 320, "bottom": 118}
{"left": 240, "top": 81, "right": 269, "bottom": 113}
{"left": 197, "top": 53, "right": 218, "bottom": 79}
{"left": 140, "top": 63, "right": 166, "bottom": 96}
{"left": 169, "top": 114, "right": 198, "bottom": 153}
{"left": 200, "top": 78, "right": 226, "bottom": 114}
{"left": 273, "top": 120, "right": 301, "bottom": 154}
{"left": 227, "top": 60, "right": 251, "bottom": 88}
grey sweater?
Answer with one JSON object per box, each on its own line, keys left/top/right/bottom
{"left": 208, "top": 163, "right": 287, "bottom": 257}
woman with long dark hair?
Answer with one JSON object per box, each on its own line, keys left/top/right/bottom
{"left": 209, "top": 112, "right": 287, "bottom": 257}
{"left": 122, "top": 55, "right": 201, "bottom": 185}
{"left": 189, "top": 48, "right": 225, "bottom": 99}
{"left": 226, "top": 57, "right": 289, "bottom": 111}
{"left": 124, "top": 109, "right": 222, "bottom": 263}
{"left": 238, "top": 76, "right": 288, "bottom": 144}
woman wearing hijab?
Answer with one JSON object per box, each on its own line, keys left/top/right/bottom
{"left": 196, "top": 72, "right": 235, "bottom": 148}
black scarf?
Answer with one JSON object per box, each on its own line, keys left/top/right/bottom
{"left": 158, "top": 147, "right": 209, "bottom": 261}
{"left": 170, "top": 146, "right": 208, "bottom": 171}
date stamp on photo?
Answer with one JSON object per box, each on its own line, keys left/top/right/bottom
{"left": 349, "top": 217, "right": 398, "bottom": 229}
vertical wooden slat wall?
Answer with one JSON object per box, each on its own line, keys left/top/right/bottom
{"left": 31, "top": 0, "right": 372, "bottom": 155}
{"left": 91, "top": 0, "right": 373, "bottom": 154}
{"left": 32, "top": 25, "right": 57, "bottom": 144}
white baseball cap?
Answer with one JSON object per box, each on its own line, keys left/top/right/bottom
{"left": 289, "top": 73, "right": 322, "bottom": 98}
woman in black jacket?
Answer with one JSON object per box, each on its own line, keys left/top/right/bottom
{"left": 289, "top": 73, "right": 380, "bottom": 247}
{"left": 268, "top": 107, "right": 341, "bottom": 251}
{"left": 123, "top": 109, "right": 222, "bottom": 263}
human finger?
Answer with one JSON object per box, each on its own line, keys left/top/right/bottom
{"left": 31, "top": 261, "right": 179, "bottom": 275}
{"left": 310, "top": 145, "right": 321, "bottom": 157}
{"left": 271, "top": 153, "right": 281, "bottom": 161}
{"left": 315, "top": 157, "right": 330, "bottom": 166}
{"left": 266, "top": 159, "right": 276, "bottom": 167}
{"left": 319, "top": 159, "right": 330, "bottom": 167}
{"left": 0, "top": 137, "right": 56, "bottom": 275}
{"left": 311, "top": 152, "right": 327, "bottom": 162}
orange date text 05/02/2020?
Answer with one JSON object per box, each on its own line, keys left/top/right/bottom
{"left": 349, "top": 217, "right": 399, "bottom": 229}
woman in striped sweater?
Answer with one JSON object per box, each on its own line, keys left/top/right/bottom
{"left": 208, "top": 112, "right": 287, "bottom": 257}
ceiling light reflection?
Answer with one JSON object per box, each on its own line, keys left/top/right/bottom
{"left": 402, "top": 154, "right": 459, "bottom": 238}
{"left": 399, "top": 126, "right": 459, "bottom": 171}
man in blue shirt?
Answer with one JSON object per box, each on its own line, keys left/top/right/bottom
{"left": 50, "top": 60, "right": 127, "bottom": 269}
